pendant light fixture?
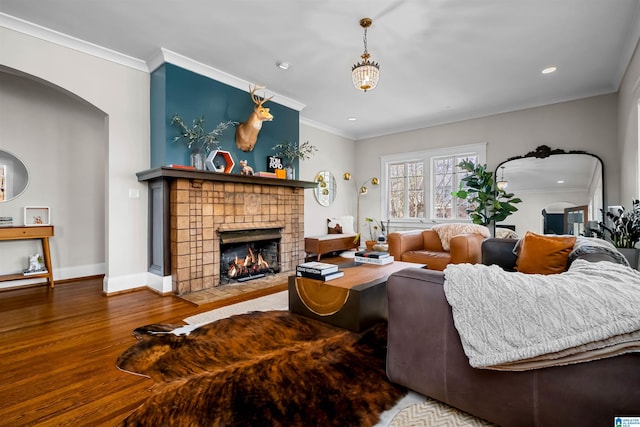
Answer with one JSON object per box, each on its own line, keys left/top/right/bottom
{"left": 496, "top": 166, "right": 509, "bottom": 191}
{"left": 351, "top": 18, "right": 380, "bottom": 92}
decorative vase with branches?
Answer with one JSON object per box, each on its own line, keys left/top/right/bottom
{"left": 273, "top": 140, "right": 317, "bottom": 179}
{"left": 170, "top": 114, "right": 237, "bottom": 169}
{"left": 450, "top": 160, "right": 522, "bottom": 227}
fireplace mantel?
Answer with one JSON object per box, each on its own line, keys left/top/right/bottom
{"left": 137, "top": 167, "right": 318, "bottom": 189}
{"left": 137, "top": 167, "right": 316, "bottom": 295}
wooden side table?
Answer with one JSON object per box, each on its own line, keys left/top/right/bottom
{"left": 0, "top": 225, "right": 55, "bottom": 288}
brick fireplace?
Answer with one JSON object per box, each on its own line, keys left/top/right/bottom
{"left": 137, "top": 167, "right": 316, "bottom": 295}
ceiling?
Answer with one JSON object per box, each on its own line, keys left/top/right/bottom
{"left": 1, "top": 0, "right": 640, "bottom": 140}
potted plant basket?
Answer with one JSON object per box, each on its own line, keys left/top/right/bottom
{"left": 595, "top": 200, "right": 640, "bottom": 268}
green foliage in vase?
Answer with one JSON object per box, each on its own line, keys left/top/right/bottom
{"left": 170, "top": 114, "right": 237, "bottom": 154}
{"left": 363, "top": 217, "right": 386, "bottom": 241}
{"left": 451, "top": 160, "right": 522, "bottom": 226}
{"left": 272, "top": 141, "right": 318, "bottom": 166}
{"left": 594, "top": 200, "right": 640, "bottom": 248}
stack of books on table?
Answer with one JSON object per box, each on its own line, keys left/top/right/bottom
{"left": 0, "top": 216, "right": 13, "bottom": 227}
{"left": 296, "top": 261, "right": 345, "bottom": 281}
{"left": 354, "top": 251, "right": 394, "bottom": 265}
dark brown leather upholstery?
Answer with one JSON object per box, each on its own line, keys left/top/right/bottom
{"left": 387, "top": 229, "right": 485, "bottom": 271}
{"left": 386, "top": 240, "right": 640, "bottom": 426}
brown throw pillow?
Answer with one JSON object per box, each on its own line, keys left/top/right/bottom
{"left": 327, "top": 219, "right": 343, "bottom": 234}
{"left": 515, "top": 231, "right": 576, "bottom": 275}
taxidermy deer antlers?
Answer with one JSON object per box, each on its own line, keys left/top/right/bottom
{"left": 235, "top": 85, "right": 274, "bottom": 152}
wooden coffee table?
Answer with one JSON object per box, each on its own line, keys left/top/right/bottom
{"left": 288, "top": 261, "right": 424, "bottom": 332}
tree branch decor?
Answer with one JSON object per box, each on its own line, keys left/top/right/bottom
{"left": 272, "top": 141, "right": 318, "bottom": 166}
{"left": 171, "top": 114, "right": 237, "bottom": 154}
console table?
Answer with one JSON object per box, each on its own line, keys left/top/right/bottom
{"left": 0, "top": 225, "right": 55, "bottom": 288}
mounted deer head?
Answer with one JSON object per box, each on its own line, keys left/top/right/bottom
{"left": 235, "top": 85, "right": 274, "bottom": 152}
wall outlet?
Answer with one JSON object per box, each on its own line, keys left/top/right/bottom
{"left": 128, "top": 188, "right": 140, "bottom": 199}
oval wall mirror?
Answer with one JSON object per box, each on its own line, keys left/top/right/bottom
{"left": 314, "top": 170, "right": 336, "bottom": 206}
{"left": 495, "top": 146, "right": 603, "bottom": 237}
{"left": 0, "top": 149, "right": 29, "bottom": 203}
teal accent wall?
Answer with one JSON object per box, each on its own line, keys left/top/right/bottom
{"left": 150, "top": 63, "right": 300, "bottom": 175}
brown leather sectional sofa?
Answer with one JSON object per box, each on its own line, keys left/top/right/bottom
{"left": 386, "top": 238, "right": 640, "bottom": 426}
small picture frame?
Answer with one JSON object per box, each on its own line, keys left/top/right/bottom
{"left": 24, "top": 206, "right": 51, "bottom": 226}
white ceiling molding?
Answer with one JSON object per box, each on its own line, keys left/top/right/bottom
{"left": 0, "top": 13, "right": 148, "bottom": 72}
{"left": 149, "top": 48, "right": 306, "bottom": 112}
{"left": 299, "top": 116, "right": 353, "bottom": 140}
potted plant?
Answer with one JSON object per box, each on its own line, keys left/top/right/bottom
{"left": 272, "top": 140, "right": 318, "bottom": 179}
{"left": 594, "top": 200, "right": 640, "bottom": 267}
{"left": 363, "top": 217, "right": 385, "bottom": 250}
{"left": 451, "top": 160, "right": 522, "bottom": 228}
{"left": 170, "top": 114, "right": 237, "bottom": 169}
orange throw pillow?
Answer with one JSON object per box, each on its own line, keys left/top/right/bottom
{"left": 515, "top": 231, "right": 576, "bottom": 275}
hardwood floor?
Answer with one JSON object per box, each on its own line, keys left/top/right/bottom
{"left": 0, "top": 277, "right": 286, "bottom": 426}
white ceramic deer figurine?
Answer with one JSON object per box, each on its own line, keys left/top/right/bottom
{"left": 235, "top": 85, "right": 274, "bottom": 152}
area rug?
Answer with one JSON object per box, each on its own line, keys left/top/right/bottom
{"left": 184, "top": 290, "right": 288, "bottom": 325}
{"left": 389, "top": 397, "right": 495, "bottom": 426}
{"left": 116, "top": 310, "right": 406, "bottom": 426}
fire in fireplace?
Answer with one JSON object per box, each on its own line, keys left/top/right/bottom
{"left": 219, "top": 228, "right": 281, "bottom": 284}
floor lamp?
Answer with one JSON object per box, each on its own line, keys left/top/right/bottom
{"left": 343, "top": 172, "right": 379, "bottom": 236}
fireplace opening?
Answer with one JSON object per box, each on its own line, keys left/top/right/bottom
{"left": 219, "top": 228, "right": 281, "bottom": 285}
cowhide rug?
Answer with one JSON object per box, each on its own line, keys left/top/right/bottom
{"left": 116, "top": 310, "right": 406, "bottom": 426}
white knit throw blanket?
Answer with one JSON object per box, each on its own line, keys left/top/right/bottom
{"left": 443, "top": 260, "right": 640, "bottom": 370}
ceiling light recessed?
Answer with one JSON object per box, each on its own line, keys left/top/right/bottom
{"left": 348, "top": 117, "right": 357, "bottom": 121}
{"left": 557, "top": 180, "right": 565, "bottom": 184}
{"left": 542, "top": 66, "right": 557, "bottom": 74}
{"left": 276, "top": 61, "right": 290, "bottom": 70}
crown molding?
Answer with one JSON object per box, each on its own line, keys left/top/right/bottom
{"left": 0, "top": 13, "right": 149, "bottom": 72}
{"left": 148, "top": 48, "right": 306, "bottom": 112}
{"left": 299, "top": 116, "right": 354, "bottom": 140}
{"left": 1, "top": 14, "right": 308, "bottom": 114}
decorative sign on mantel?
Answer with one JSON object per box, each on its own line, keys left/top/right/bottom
{"left": 267, "top": 156, "right": 284, "bottom": 172}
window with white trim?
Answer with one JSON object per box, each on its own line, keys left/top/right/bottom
{"left": 433, "top": 153, "right": 478, "bottom": 220}
{"left": 380, "top": 143, "right": 486, "bottom": 226}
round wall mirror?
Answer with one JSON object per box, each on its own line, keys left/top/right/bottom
{"left": 314, "top": 171, "right": 336, "bottom": 206}
{"left": 0, "top": 149, "right": 29, "bottom": 203}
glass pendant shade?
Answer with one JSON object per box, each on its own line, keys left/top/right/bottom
{"left": 352, "top": 18, "right": 380, "bottom": 92}
{"left": 352, "top": 59, "right": 380, "bottom": 92}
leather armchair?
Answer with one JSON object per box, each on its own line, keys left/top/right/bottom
{"left": 387, "top": 229, "right": 485, "bottom": 270}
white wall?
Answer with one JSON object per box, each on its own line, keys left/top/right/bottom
{"left": 0, "top": 26, "right": 150, "bottom": 294}
{"left": 618, "top": 38, "right": 640, "bottom": 203}
{"left": 0, "top": 71, "right": 106, "bottom": 288}
{"left": 354, "top": 94, "right": 620, "bottom": 229}
{"left": 299, "top": 123, "right": 356, "bottom": 236}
